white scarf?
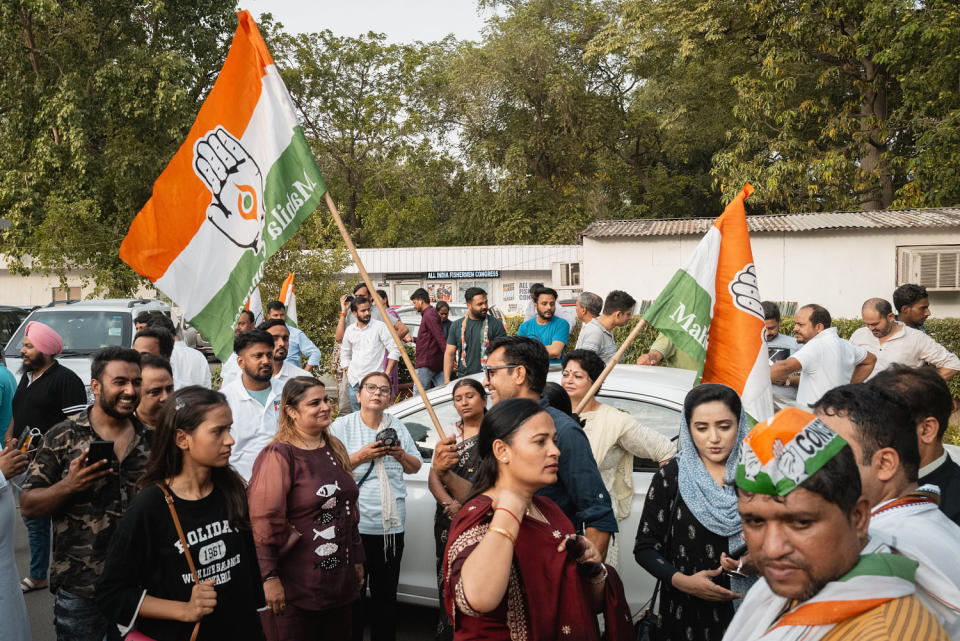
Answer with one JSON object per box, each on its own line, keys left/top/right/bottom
{"left": 722, "top": 547, "right": 917, "bottom": 641}
{"left": 374, "top": 415, "right": 402, "bottom": 535}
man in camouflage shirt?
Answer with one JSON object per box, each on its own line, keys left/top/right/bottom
{"left": 21, "top": 346, "right": 149, "bottom": 641}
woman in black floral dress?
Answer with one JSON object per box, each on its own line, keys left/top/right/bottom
{"left": 634, "top": 384, "right": 752, "bottom": 641}
{"left": 427, "top": 378, "right": 486, "bottom": 641}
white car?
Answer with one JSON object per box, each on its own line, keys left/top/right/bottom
{"left": 386, "top": 364, "right": 697, "bottom": 614}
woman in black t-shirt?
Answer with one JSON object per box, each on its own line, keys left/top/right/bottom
{"left": 97, "top": 386, "right": 265, "bottom": 641}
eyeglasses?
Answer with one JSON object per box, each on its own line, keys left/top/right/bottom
{"left": 482, "top": 364, "right": 517, "bottom": 378}
{"left": 362, "top": 383, "right": 391, "bottom": 396}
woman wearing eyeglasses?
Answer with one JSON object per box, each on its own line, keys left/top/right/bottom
{"left": 330, "top": 371, "right": 422, "bottom": 641}
{"left": 560, "top": 350, "right": 675, "bottom": 567}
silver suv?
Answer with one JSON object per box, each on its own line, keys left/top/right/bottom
{"left": 3, "top": 299, "right": 171, "bottom": 399}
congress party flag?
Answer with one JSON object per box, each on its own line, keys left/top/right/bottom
{"left": 642, "top": 184, "right": 774, "bottom": 423}
{"left": 119, "top": 11, "right": 325, "bottom": 360}
{"left": 279, "top": 272, "right": 298, "bottom": 328}
{"left": 245, "top": 285, "right": 263, "bottom": 325}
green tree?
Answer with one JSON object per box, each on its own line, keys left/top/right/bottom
{"left": 0, "top": 0, "right": 238, "bottom": 293}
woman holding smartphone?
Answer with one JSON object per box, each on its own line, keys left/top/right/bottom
{"left": 97, "top": 387, "right": 265, "bottom": 641}
{"left": 633, "top": 384, "right": 751, "bottom": 641}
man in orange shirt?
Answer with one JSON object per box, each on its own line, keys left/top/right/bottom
{"left": 723, "top": 408, "right": 948, "bottom": 641}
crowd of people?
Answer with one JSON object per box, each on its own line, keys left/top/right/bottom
{"left": 0, "top": 280, "right": 957, "bottom": 641}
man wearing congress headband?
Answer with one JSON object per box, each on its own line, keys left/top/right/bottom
{"left": 723, "top": 407, "right": 948, "bottom": 641}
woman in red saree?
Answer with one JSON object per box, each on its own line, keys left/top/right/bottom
{"left": 442, "top": 398, "right": 633, "bottom": 641}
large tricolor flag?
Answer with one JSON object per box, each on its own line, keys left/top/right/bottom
{"left": 119, "top": 11, "right": 325, "bottom": 360}
{"left": 642, "top": 184, "right": 774, "bottom": 423}
{"left": 279, "top": 272, "right": 298, "bottom": 328}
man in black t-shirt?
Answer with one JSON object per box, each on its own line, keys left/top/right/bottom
{"left": 7, "top": 321, "right": 87, "bottom": 593}
{"left": 443, "top": 287, "right": 506, "bottom": 383}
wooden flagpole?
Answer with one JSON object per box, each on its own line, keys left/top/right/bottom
{"left": 324, "top": 192, "right": 447, "bottom": 441}
{"left": 573, "top": 318, "right": 648, "bottom": 414}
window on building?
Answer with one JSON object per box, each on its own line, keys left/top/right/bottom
{"left": 898, "top": 245, "right": 960, "bottom": 291}
{"left": 52, "top": 286, "right": 81, "bottom": 305}
{"left": 560, "top": 262, "right": 581, "bottom": 287}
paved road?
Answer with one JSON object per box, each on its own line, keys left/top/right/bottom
{"left": 14, "top": 513, "right": 436, "bottom": 641}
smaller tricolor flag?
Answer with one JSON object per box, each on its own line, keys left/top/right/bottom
{"left": 119, "top": 11, "right": 325, "bottom": 360}
{"left": 642, "top": 184, "right": 774, "bottom": 423}
{"left": 245, "top": 286, "right": 263, "bottom": 325}
{"left": 279, "top": 272, "right": 298, "bottom": 328}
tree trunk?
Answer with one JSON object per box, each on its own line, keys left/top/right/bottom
{"left": 857, "top": 58, "right": 893, "bottom": 210}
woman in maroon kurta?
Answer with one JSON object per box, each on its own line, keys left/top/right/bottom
{"left": 442, "top": 398, "right": 633, "bottom": 641}
{"left": 248, "top": 377, "right": 364, "bottom": 641}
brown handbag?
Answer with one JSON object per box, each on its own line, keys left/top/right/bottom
{"left": 157, "top": 484, "right": 203, "bottom": 641}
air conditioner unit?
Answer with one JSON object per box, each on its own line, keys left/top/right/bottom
{"left": 897, "top": 246, "right": 960, "bottom": 291}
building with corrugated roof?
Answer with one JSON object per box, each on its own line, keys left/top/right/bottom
{"left": 581, "top": 208, "right": 960, "bottom": 318}
{"left": 341, "top": 245, "right": 583, "bottom": 314}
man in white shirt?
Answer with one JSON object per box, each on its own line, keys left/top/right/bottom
{"left": 574, "top": 290, "right": 635, "bottom": 364}
{"left": 341, "top": 296, "right": 399, "bottom": 412}
{"left": 145, "top": 311, "right": 210, "bottom": 389}
{"left": 769, "top": 304, "right": 876, "bottom": 407}
{"left": 218, "top": 309, "right": 255, "bottom": 389}
{"left": 258, "top": 318, "right": 311, "bottom": 387}
{"left": 762, "top": 301, "right": 800, "bottom": 409}
{"left": 813, "top": 384, "right": 960, "bottom": 637}
{"left": 220, "top": 329, "right": 283, "bottom": 481}
{"left": 851, "top": 297, "right": 959, "bottom": 381}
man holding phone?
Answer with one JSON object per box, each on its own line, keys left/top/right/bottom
{"left": 20, "top": 347, "right": 150, "bottom": 641}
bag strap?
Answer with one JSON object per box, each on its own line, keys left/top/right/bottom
{"left": 157, "top": 484, "right": 202, "bottom": 641}
{"left": 356, "top": 461, "right": 376, "bottom": 488}
{"left": 647, "top": 474, "right": 683, "bottom": 617}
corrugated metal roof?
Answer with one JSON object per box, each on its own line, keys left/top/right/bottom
{"left": 581, "top": 208, "right": 960, "bottom": 239}
{"left": 341, "top": 245, "right": 582, "bottom": 274}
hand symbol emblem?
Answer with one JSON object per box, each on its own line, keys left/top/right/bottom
{"left": 193, "top": 126, "right": 265, "bottom": 251}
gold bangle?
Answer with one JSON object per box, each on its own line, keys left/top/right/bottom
{"left": 488, "top": 526, "right": 516, "bottom": 545}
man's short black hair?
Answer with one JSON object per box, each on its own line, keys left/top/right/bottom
{"left": 761, "top": 301, "right": 780, "bottom": 322}
{"left": 350, "top": 295, "right": 370, "bottom": 313}
{"left": 602, "top": 290, "right": 635, "bottom": 315}
{"left": 140, "top": 353, "right": 173, "bottom": 376}
{"left": 146, "top": 311, "right": 176, "bottom": 335}
{"left": 91, "top": 346, "right": 142, "bottom": 383}
{"left": 534, "top": 287, "right": 558, "bottom": 303}
{"left": 134, "top": 326, "right": 174, "bottom": 360}
{"left": 464, "top": 287, "right": 487, "bottom": 304}
{"left": 238, "top": 309, "right": 255, "bottom": 324}
{"left": 258, "top": 318, "right": 288, "bottom": 332}
{"left": 871, "top": 364, "right": 954, "bottom": 440}
{"left": 352, "top": 282, "right": 369, "bottom": 295}
{"left": 812, "top": 384, "right": 920, "bottom": 482}
{"left": 234, "top": 329, "right": 275, "bottom": 355}
{"left": 266, "top": 300, "right": 285, "bottom": 313}
{"left": 488, "top": 336, "right": 548, "bottom": 394}
{"left": 800, "top": 304, "right": 831, "bottom": 329}
{"left": 577, "top": 292, "right": 602, "bottom": 317}
{"left": 893, "top": 284, "right": 928, "bottom": 313}
{"left": 134, "top": 311, "right": 153, "bottom": 326}
{"left": 410, "top": 288, "right": 430, "bottom": 304}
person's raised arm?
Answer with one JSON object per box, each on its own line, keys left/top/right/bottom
{"left": 335, "top": 295, "right": 350, "bottom": 342}
{"left": 432, "top": 435, "right": 473, "bottom": 503}
{"left": 850, "top": 351, "right": 876, "bottom": 384}
{"left": 770, "top": 357, "right": 802, "bottom": 381}
{"left": 21, "top": 448, "right": 109, "bottom": 518}
{"left": 299, "top": 333, "right": 322, "bottom": 371}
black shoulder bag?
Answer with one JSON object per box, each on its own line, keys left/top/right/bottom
{"left": 634, "top": 479, "right": 682, "bottom": 641}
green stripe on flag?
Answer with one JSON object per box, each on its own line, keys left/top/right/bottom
{"left": 191, "top": 126, "right": 326, "bottom": 360}
{"left": 642, "top": 269, "right": 712, "bottom": 382}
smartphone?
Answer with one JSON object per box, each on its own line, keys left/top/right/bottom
{"left": 725, "top": 543, "right": 749, "bottom": 579}
{"left": 87, "top": 440, "right": 115, "bottom": 466}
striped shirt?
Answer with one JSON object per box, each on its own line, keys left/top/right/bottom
{"left": 822, "top": 595, "right": 948, "bottom": 641}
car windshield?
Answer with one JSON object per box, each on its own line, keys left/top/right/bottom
{"left": 3, "top": 310, "right": 132, "bottom": 358}
{"left": 0, "top": 308, "right": 30, "bottom": 351}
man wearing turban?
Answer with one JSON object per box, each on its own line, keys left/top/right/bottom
{"left": 8, "top": 321, "right": 86, "bottom": 593}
